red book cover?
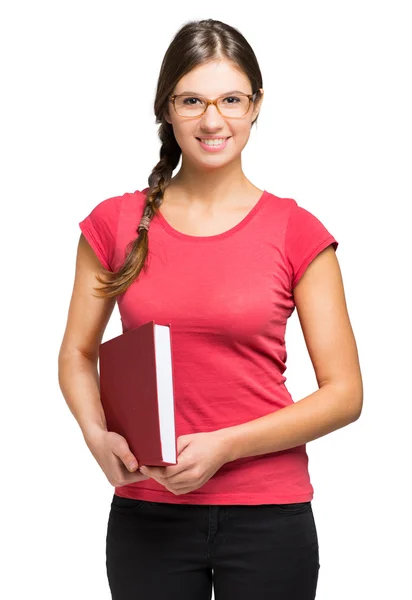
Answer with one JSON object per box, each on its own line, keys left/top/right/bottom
{"left": 98, "top": 320, "right": 177, "bottom": 466}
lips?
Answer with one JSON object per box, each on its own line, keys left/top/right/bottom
{"left": 196, "top": 137, "right": 231, "bottom": 141}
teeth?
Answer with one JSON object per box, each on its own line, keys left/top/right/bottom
{"left": 200, "top": 138, "right": 227, "bottom": 146}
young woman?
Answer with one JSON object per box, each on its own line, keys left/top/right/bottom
{"left": 58, "top": 18, "right": 363, "bottom": 600}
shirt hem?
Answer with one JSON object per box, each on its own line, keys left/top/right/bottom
{"left": 113, "top": 487, "right": 314, "bottom": 505}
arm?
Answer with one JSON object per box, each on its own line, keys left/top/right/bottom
{"left": 58, "top": 234, "right": 149, "bottom": 484}
{"left": 58, "top": 233, "right": 116, "bottom": 443}
{"left": 217, "top": 245, "right": 363, "bottom": 463}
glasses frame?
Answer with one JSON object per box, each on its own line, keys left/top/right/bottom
{"left": 169, "top": 91, "right": 258, "bottom": 119}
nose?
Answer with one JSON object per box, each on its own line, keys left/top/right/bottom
{"left": 199, "top": 103, "right": 225, "bottom": 129}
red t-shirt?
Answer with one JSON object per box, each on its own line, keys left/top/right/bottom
{"left": 79, "top": 187, "right": 338, "bottom": 505}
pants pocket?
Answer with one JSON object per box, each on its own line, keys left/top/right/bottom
{"left": 270, "top": 501, "right": 312, "bottom": 515}
{"left": 111, "top": 494, "right": 147, "bottom": 511}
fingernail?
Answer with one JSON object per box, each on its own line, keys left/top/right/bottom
{"left": 128, "top": 462, "right": 138, "bottom": 471}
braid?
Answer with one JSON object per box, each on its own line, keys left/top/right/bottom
{"left": 138, "top": 123, "right": 181, "bottom": 232}
{"left": 92, "top": 122, "right": 181, "bottom": 298}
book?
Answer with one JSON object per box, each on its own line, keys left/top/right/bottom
{"left": 98, "top": 320, "right": 177, "bottom": 466}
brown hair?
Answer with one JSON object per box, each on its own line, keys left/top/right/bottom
{"left": 93, "top": 18, "right": 263, "bottom": 298}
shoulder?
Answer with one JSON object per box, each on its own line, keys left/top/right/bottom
{"left": 271, "top": 194, "right": 339, "bottom": 290}
{"left": 78, "top": 188, "right": 148, "bottom": 271}
{"left": 85, "top": 188, "right": 149, "bottom": 224}
{"left": 120, "top": 187, "right": 149, "bottom": 215}
{"left": 264, "top": 191, "right": 326, "bottom": 223}
{"left": 261, "top": 192, "right": 315, "bottom": 234}
{"left": 262, "top": 190, "right": 296, "bottom": 214}
{"left": 285, "top": 197, "right": 329, "bottom": 229}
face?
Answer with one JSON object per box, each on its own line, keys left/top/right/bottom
{"left": 165, "top": 59, "right": 263, "bottom": 169}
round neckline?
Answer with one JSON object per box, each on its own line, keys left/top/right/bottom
{"left": 141, "top": 188, "right": 270, "bottom": 242}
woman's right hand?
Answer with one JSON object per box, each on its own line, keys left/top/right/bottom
{"left": 83, "top": 426, "right": 150, "bottom": 487}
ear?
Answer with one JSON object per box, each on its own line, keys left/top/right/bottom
{"left": 164, "top": 104, "right": 173, "bottom": 125}
{"left": 252, "top": 88, "right": 264, "bottom": 120}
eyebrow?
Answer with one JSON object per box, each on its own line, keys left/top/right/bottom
{"left": 177, "top": 90, "right": 249, "bottom": 96}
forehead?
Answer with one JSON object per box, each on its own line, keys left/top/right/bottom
{"left": 174, "top": 60, "right": 251, "bottom": 96}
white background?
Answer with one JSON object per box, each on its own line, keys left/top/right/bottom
{"left": 2, "top": 1, "right": 411, "bottom": 598}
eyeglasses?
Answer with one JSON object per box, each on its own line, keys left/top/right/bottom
{"left": 169, "top": 92, "right": 258, "bottom": 118}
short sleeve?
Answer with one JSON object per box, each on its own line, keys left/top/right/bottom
{"left": 78, "top": 195, "right": 122, "bottom": 271}
{"left": 285, "top": 201, "right": 339, "bottom": 289}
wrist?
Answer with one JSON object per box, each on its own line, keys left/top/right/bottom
{"left": 82, "top": 423, "right": 108, "bottom": 445}
{"left": 215, "top": 427, "right": 238, "bottom": 465}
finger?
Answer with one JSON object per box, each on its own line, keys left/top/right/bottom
{"left": 122, "top": 472, "right": 150, "bottom": 484}
{"left": 139, "top": 465, "right": 171, "bottom": 478}
{"left": 171, "top": 486, "right": 194, "bottom": 495}
{"left": 140, "top": 465, "right": 189, "bottom": 480}
{"left": 109, "top": 435, "right": 139, "bottom": 472}
{"left": 126, "top": 460, "right": 139, "bottom": 472}
{"left": 114, "top": 444, "right": 139, "bottom": 472}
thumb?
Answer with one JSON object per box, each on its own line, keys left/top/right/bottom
{"left": 125, "top": 456, "right": 139, "bottom": 471}
{"left": 177, "top": 434, "right": 192, "bottom": 456}
{"left": 121, "top": 450, "right": 139, "bottom": 472}
{"left": 113, "top": 435, "right": 139, "bottom": 471}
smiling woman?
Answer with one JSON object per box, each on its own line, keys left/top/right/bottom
{"left": 60, "top": 16, "right": 362, "bottom": 600}
{"left": 163, "top": 62, "right": 263, "bottom": 178}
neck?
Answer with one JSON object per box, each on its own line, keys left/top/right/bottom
{"left": 169, "top": 155, "right": 252, "bottom": 207}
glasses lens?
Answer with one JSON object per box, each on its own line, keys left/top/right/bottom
{"left": 175, "top": 96, "right": 205, "bottom": 117}
{"left": 174, "top": 95, "right": 250, "bottom": 117}
{"left": 218, "top": 95, "right": 250, "bottom": 117}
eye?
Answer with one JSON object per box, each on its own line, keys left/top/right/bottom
{"left": 182, "top": 97, "right": 202, "bottom": 105}
{"left": 222, "top": 96, "right": 241, "bottom": 104}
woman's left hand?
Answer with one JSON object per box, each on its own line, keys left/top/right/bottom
{"left": 139, "top": 431, "right": 230, "bottom": 495}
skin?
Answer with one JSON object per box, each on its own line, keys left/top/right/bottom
{"left": 162, "top": 59, "right": 265, "bottom": 221}
{"left": 58, "top": 59, "right": 363, "bottom": 495}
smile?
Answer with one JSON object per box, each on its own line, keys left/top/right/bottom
{"left": 196, "top": 137, "right": 231, "bottom": 151}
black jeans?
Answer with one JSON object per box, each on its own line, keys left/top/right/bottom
{"left": 106, "top": 494, "right": 320, "bottom": 600}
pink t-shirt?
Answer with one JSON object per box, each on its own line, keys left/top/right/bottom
{"left": 79, "top": 187, "right": 338, "bottom": 505}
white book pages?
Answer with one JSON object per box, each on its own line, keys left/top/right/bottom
{"left": 154, "top": 324, "right": 176, "bottom": 463}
